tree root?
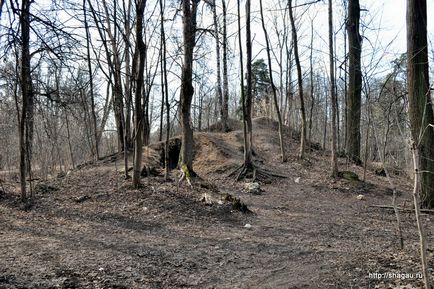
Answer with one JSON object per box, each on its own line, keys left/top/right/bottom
{"left": 228, "top": 162, "right": 286, "bottom": 183}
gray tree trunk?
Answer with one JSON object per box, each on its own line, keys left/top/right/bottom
{"left": 288, "top": 0, "right": 306, "bottom": 159}
{"left": 180, "top": 0, "right": 198, "bottom": 173}
{"left": 346, "top": 0, "right": 362, "bottom": 164}
{"left": 132, "top": 0, "right": 147, "bottom": 187}
{"left": 329, "top": 0, "right": 338, "bottom": 176}
{"left": 407, "top": 0, "right": 434, "bottom": 208}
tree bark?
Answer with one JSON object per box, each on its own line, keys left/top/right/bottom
{"left": 346, "top": 0, "right": 362, "bottom": 164}
{"left": 123, "top": 0, "right": 133, "bottom": 149}
{"left": 308, "top": 19, "right": 314, "bottom": 146}
{"left": 407, "top": 0, "right": 434, "bottom": 208}
{"left": 83, "top": 0, "right": 99, "bottom": 161}
{"left": 132, "top": 0, "right": 147, "bottom": 187}
{"left": 19, "top": 0, "right": 34, "bottom": 207}
{"left": 211, "top": 0, "right": 223, "bottom": 131}
{"left": 160, "top": 0, "right": 170, "bottom": 180}
{"left": 180, "top": 0, "right": 199, "bottom": 173}
{"left": 221, "top": 0, "right": 229, "bottom": 132}
{"left": 329, "top": 0, "right": 338, "bottom": 176}
{"left": 288, "top": 0, "right": 306, "bottom": 159}
{"left": 244, "top": 0, "right": 253, "bottom": 166}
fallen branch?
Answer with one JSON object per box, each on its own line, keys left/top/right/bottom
{"left": 370, "top": 204, "right": 434, "bottom": 215}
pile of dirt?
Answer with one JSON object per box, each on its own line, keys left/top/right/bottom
{"left": 193, "top": 133, "right": 243, "bottom": 175}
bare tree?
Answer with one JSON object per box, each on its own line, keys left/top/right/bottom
{"left": 259, "top": 0, "right": 286, "bottom": 162}
{"left": 288, "top": 0, "right": 306, "bottom": 159}
{"left": 180, "top": 0, "right": 199, "bottom": 174}
{"left": 407, "top": 0, "right": 434, "bottom": 209}
{"left": 210, "top": 0, "right": 223, "bottom": 130}
{"left": 221, "top": 0, "right": 229, "bottom": 132}
{"left": 346, "top": 0, "right": 362, "bottom": 164}
{"left": 407, "top": 0, "right": 433, "bottom": 286}
{"left": 159, "top": 0, "right": 170, "bottom": 180}
{"left": 328, "top": 0, "right": 338, "bottom": 176}
{"left": 132, "top": 0, "right": 147, "bottom": 187}
{"left": 83, "top": 0, "right": 99, "bottom": 161}
{"left": 19, "top": 0, "right": 34, "bottom": 207}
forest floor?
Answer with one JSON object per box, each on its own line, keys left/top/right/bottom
{"left": 1, "top": 118, "right": 433, "bottom": 289}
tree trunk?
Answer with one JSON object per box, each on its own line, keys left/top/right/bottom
{"left": 160, "top": 0, "right": 170, "bottom": 180}
{"left": 288, "top": 0, "right": 306, "bottom": 159}
{"left": 83, "top": 0, "right": 99, "bottom": 161}
{"left": 259, "top": 0, "right": 286, "bottom": 162}
{"left": 329, "top": 0, "right": 338, "bottom": 176}
{"left": 19, "top": 0, "right": 34, "bottom": 207}
{"left": 236, "top": 0, "right": 249, "bottom": 168}
{"left": 407, "top": 0, "right": 434, "bottom": 208}
{"left": 244, "top": 0, "right": 253, "bottom": 166}
{"left": 132, "top": 0, "right": 147, "bottom": 187}
{"left": 346, "top": 0, "right": 362, "bottom": 164}
{"left": 123, "top": 0, "right": 133, "bottom": 149}
{"left": 180, "top": 0, "right": 198, "bottom": 173}
{"left": 308, "top": 18, "right": 314, "bottom": 145}
{"left": 221, "top": 0, "right": 229, "bottom": 132}
{"left": 211, "top": 0, "right": 223, "bottom": 131}
{"left": 100, "top": 0, "right": 125, "bottom": 154}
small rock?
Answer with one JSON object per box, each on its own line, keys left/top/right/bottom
{"left": 74, "top": 195, "right": 91, "bottom": 203}
{"left": 356, "top": 194, "right": 365, "bottom": 201}
{"left": 294, "top": 177, "right": 301, "bottom": 183}
{"left": 244, "top": 224, "right": 252, "bottom": 229}
{"left": 98, "top": 267, "right": 104, "bottom": 271}
{"left": 244, "top": 182, "right": 262, "bottom": 195}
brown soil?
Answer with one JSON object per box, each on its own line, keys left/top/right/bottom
{"left": 1, "top": 118, "right": 433, "bottom": 289}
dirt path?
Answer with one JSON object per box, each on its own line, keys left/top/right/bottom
{"left": 1, "top": 124, "right": 433, "bottom": 288}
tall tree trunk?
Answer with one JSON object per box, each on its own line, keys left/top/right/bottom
{"left": 211, "top": 0, "right": 223, "bottom": 130}
{"left": 123, "top": 0, "right": 133, "bottom": 149}
{"left": 19, "top": 0, "right": 33, "bottom": 207}
{"left": 159, "top": 44, "right": 164, "bottom": 142}
{"left": 221, "top": 0, "right": 229, "bottom": 132}
{"left": 83, "top": 0, "right": 99, "bottom": 161}
{"left": 329, "top": 0, "right": 338, "bottom": 176}
{"left": 101, "top": 0, "right": 125, "bottom": 154}
{"left": 343, "top": 0, "right": 348, "bottom": 153}
{"left": 180, "top": 0, "right": 198, "bottom": 173}
{"left": 259, "top": 0, "right": 286, "bottom": 162}
{"left": 323, "top": 77, "right": 328, "bottom": 150}
{"left": 346, "top": 0, "right": 362, "bottom": 164}
{"left": 308, "top": 19, "right": 314, "bottom": 146}
{"left": 244, "top": 0, "right": 253, "bottom": 166}
{"left": 288, "top": 0, "right": 306, "bottom": 159}
{"left": 236, "top": 0, "right": 249, "bottom": 168}
{"left": 160, "top": 0, "right": 170, "bottom": 180}
{"left": 407, "top": 0, "right": 434, "bottom": 208}
{"left": 132, "top": 0, "right": 147, "bottom": 187}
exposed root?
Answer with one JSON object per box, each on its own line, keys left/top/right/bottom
{"left": 228, "top": 162, "right": 286, "bottom": 183}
